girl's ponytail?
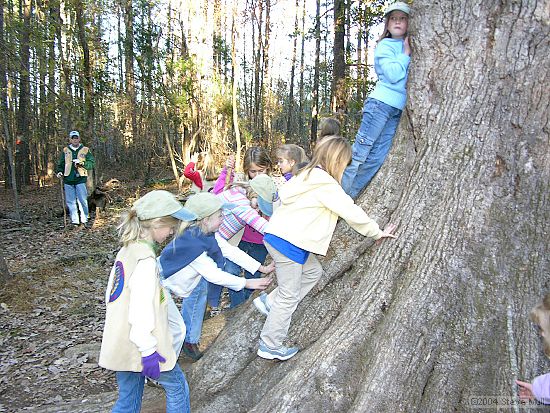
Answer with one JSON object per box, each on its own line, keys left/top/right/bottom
{"left": 117, "top": 209, "right": 141, "bottom": 246}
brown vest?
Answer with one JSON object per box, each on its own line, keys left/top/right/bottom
{"left": 63, "top": 146, "right": 89, "bottom": 177}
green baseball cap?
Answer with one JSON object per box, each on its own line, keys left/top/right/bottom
{"left": 133, "top": 190, "right": 197, "bottom": 221}
{"left": 184, "top": 192, "right": 235, "bottom": 220}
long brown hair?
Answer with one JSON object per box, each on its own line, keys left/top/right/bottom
{"left": 378, "top": 10, "right": 409, "bottom": 42}
{"left": 300, "top": 135, "right": 351, "bottom": 184}
{"left": 243, "top": 146, "right": 272, "bottom": 177}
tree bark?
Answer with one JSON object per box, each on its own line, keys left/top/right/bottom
{"left": 123, "top": 0, "right": 137, "bottom": 148}
{"left": 309, "top": 0, "right": 321, "bottom": 150}
{"left": 253, "top": 0, "right": 263, "bottom": 135}
{"left": 187, "top": 1, "right": 550, "bottom": 412}
{"left": 297, "top": 0, "right": 306, "bottom": 147}
{"left": 231, "top": 3, "right": 241, "bottom": 165}
{"left": 16, "top": 0, "right": 32, "bottom": 188}
{"left": 285, "top": 0, "right": 299, "bottom": 140}
{"left": 331, "top": 0, "right": 346, "bottom": 114}
{"left": 261, "top": 0, "right": 270, "bottom": 145}
{"left": 75, "top": 0, "right": 94, "bottom": 138}
{"left": 0, "top": 250, "right": 11, "bottom": 284}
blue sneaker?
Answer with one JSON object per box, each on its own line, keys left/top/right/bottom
{"left": 253, "top": 292, "right": 271, "bottom": 316}
{"left": 257, "top": 340, "right": 298, "bottom": 361}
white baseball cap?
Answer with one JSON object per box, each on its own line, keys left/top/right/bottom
{"left": 385, "top": 1, "right": 410, "bottom": 16}
{"left": 69, "top": 130, "right": 80, "bottom": 138}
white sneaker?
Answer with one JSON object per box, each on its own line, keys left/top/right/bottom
{"left": 257, "top": 340, "right": 298, "bottom": 361}
{"left": 253, "top": 292, "right": 270, "bottom": 316}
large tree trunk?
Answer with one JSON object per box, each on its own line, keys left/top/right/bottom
{"left": 188, "top": 1, "right": 550, "bottom": 412}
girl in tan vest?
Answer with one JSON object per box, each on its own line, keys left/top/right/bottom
{"left": 98, "top": 190, "right": 196, "bottom": 412}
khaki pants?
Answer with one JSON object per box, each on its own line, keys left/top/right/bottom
{"left": 260, "top": 242, "right": 323, "bottom": 348}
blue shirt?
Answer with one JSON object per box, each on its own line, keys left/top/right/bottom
{"left": 264, "top": 233, "right": 310, "bottom": 264}
{"left": 369, "top": 38, "right": 410, "bottom": 110}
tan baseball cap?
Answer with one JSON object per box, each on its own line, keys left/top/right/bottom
{"left": 133, "top": 190, "right": 197, "bottom": 221}
{"left": 184, "top": 192, "right": 235, "bottom": 220}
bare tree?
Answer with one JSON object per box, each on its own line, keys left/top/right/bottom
{"left": 285, "top": 0, "right": 299, "bottom": 140}
{"left": 0, "top": 250, "right": 11, "bottom": 284}
{"left": 15, "top": 0, "right": 33, "bottom": 189}
{"left": 186, "top": 1, "right": 550, "bottom": 412}
{"left": 331, "top": 0, "right": 346, "bottom": 114}
{"left": 123, "top": 0, "right": 137, "bottom": 150}
{"left": 309, "top": 0, "right": 321, "bottom": 150}
{"left": 297, "top": 0, "right": 306, "bottom": 146}
{"left": 231, "top": 0, "right": 242, "bottom": 165}
{"left": 75, "top": 0, "right": 94, "bottom": 138}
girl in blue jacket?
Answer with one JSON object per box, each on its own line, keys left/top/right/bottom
{"left": 342, "top": 1, "right": 411, "bottom": 199}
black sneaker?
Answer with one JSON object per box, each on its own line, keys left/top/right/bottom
{"left": 182, "top": 342, "right": 203, "bottom": 360}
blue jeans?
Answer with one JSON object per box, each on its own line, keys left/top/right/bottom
{"left": 64, "top": 182, "right": 89, "bottom": 224}
{"left": 181, "top": 277, "right": 207, "bottom": 344}
{"left": 113, "top": 363, "right": 190, "bottom": 413}
{"left": 226, "top": 241, "right": 268, "bottom": 308}
{"left": 341, "top": 98, "right": 402, "bottom": 199}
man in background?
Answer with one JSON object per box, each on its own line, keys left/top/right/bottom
{"left": 56, "top": 130, "right": 95, "bottom": 227}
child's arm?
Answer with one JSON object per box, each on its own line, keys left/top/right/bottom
{"left": 127, "top": 258, "right": 159, "bottom": 355}
{"left": 213, "top": 156, "right": 236, "bottom": 194}
{"left": 184, "top": 162, "right": 203, "bottom": 190}
{"left": 215, "top": 233, "right": 273, "bottom": 275}
{"left": 190, "top": 252, "right": 271, "bottom": 291}
{"left": 376, "top": 41, "right": 410, "bottom": 84}
{"left": 318, "top": 183, "right": 383, "bottom": 239}
{"left": 213, "top": 168, "right": 232, "bottom": 194}
{"left": 532, "top": 373, "right": 550, "bottom": 404}
{"left": 231, "top": 205, "right": 269, "bottom": 234}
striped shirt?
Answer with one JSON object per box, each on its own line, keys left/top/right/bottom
{"left": 216, "top": 187, "right": 268, "bottom": 240}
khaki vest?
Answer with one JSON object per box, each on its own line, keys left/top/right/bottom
{"left": 98, "top": 242, "right": 176, "bottom": 372}
{"left": 63, "top": 146, "right": 89, "bottom": 177}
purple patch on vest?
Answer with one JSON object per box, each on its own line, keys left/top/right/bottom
{"left": 109, "top": 261, "right": 125, "bottom": 302}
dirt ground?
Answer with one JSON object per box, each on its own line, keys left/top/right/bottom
{"left": 0, "top": 178, "right": 226, "bottom": 412}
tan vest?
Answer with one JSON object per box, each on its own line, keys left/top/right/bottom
{"left": 63, "top": 146, "right": 89, "bottom": 177}
{"left": 98, "top": 242, "right": 176, "bottom": 372}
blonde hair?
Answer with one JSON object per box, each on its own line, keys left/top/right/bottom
{"left": 196, "top": 152, "right": 218, "bottom": 181}
{"left": 276, "top": 144, "right": 308, "bottom": 176}
{"left": 118, "top": 209, "right": 180, "bottom": 246}
{"left": 182, "top": 211, "right": 219, "bottom": 235}
{"left": 530, "top": 294, "right": 550, "bottom": 357}
{"left": 243, "top": 146, "right": 272, "bottom": 177}
{"left": 300, "top": 135, "right": 351, "bottom": 184}
{"left": 318, "top": 118, "right": 341, "bottom": 139}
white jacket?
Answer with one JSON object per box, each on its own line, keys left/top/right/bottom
{"left": 161, "top": 233, "right": 261, "bottom": 297}
{"left": 265, "top": 167, "right": 382, "bottom": 255}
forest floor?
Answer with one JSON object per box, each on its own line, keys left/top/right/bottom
{"left": 0, "top": 175, "right": 227, "bottom": 412}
